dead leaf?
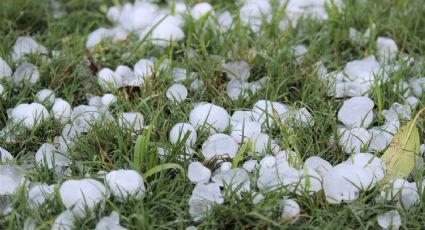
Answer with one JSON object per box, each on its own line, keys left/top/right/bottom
{"left": 381, "top": 118, "right": 420, "bottom": 180}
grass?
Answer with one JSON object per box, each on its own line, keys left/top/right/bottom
{"left": 1, "top": 0, "right": 425, "bottom": 229}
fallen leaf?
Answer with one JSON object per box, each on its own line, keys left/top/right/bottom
{"left": 381, "top": 120, "right": 420, "bottom": 179}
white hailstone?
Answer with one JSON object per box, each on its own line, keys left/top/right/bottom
{"left": 0, "top": 147, "right": 13, "bottom": 162}
{"left": 368, "top": 127, "right": 394, "bottom": 152}
{"left": 133, "top": 59, "right": 154, "bottom": 79}
{"left": 0, "top": 57, "right": 12, "bottom": 79}
{"left": 115, "top": 65, "right": 134, "bottom": 82}
{"left": 153, "top": 14, "right": 185, "bottom": 28}
{"left": 12, "top": 63, "right": 40, "bottom": 84}
{"left": 190, "top": 79, "right": 204, "bottom": 91}
{"left": 345, "top": 55, "right": 383, "bottom": 80}
{"left": 212, "top": 168, "right": 250, "bottom": 194}
{"left": 304, "top": 156, "right": 332, "bottom": 177}
{"left": 101, "top": 94, "right": 117, "bottom": 107}
{"left": 36, "top": 89, "right": 55, "bottom": 105}
{"left": 380, "top": 179, "right": 408, "bottom": 201}
{"left": 292, "top": 108, "right": 314, "bottom": 127}
{"left": 166, "top": 84, "right": 188, "bottom": 102}
{"left": 222, "top": 61, "right": 250, "bottom": 81}
{"left": 382, "top": 102, "right": 411, "bottom": 122}
{"left": 230, "top": 110, "right": 255, "bottom": 128}
{"left": 147, "top": 22, "right": 185, "bottom": 47}
{"left": 0, "top": 165, "right": 25, "bottom": 196}
{"left": 189, "top": 183, "right": 223, "bottom": 221}
{"left": 11, "top": 36, "right": 47, "bottom": 61}
{"left": 338, "top": 96, "right": 374, "bottom": 128}
{"left": 285, "top": 0, "right": 344, "bottom": 26}
{"left": 239, "top": 0, "right": 272, "bottom": 32}
{"left": 62, "top": 124, "right": 82, "bottom": 142}
{"left": 171, "top": 68, "right": 187, "bottom": 82}
{"left": 35, "top": 143, "right": 70, "bottom": 169}
{"left": 201, "top": 134, "right": 239, "bottom": 159}
{"left": 27, "top": 183, "right": 54, "bottom": 209}
{"left": 24, "top": 218, "right": 36, "bottom": 230}
{"left": 226, "top": 80, "right": 250, "bottom": 100}
{"left": 349, "top": 27, "right": 364, "bottom": 44}
{"left": 171, "top": 146, "right": 196, "bottom": 161}
{"left": 294, "top": 45, "right": 308, "bottom": 63}
{"left": 117, "top": 112, "right": 144, "bottom": 132}
{"left": 242, "top": 160, "right": 258, "bottom": 172}
{"left": 256, "top": 165, "right": 279, "bottom": 190}
{"left": 10, "top": 103, "right": 49, "bottom": 129}
{"left": 276, "top": 150, "right": 302, "bottom": 168}
{"left": 60, "top": 178, "right": 107, "bottom": 217}
{"left": 260, "top": 155, "right": 276, "bottom": 169}
{"left": 189, "top": 103, "right": 230, "bottom": 133}
{"left": 230, "top": 121, "right": 261, "bottom": 143}
{"left": 257, "top": 158, "right": 300, "bottom": 191}
{"left": 276, "top": 164, "right": 301, "bottom": 191}
{"left": 252, "top": 192, "right": 265, "bottom": 205}
{"left": 190, "top": 2, "right": 213, "bottom": 20}
{"left": 190, "top": 182, "right": 223, "bottom": 204}
{"left": 189, "top": 199, "right": 212, "bottom": 222}
{"left": 172, "top": 1, "right": 187, "bottom": 13}
{"left": 88, "top": 95, "right": 104, "bottom": 109}
{"left": 51, "top": 210, "right": 76, "bottom": 230}
{"left": 188, "top": 162, "right": 211, "bottom": 184}
{"left": 346, "top": 153, "right": 385, "bottom": 184}
{"left": 105, "top": 169, "right": 146, "bottom": 200}
{"left": 329, "top": 81, "right": 366, "bottom": 98}
{"left": 323, "top": 163, "right": 374, "bottom": 203}
{"left": 406, "top": 96, "right": 419, "bottom": 108}
{"left": 252, "top": 100, "right": 290, "bottom": 126}
{"left": 250, "top": 133, "right": 280, "bottom": 155}
{"left": 281, "top": 199, "right": 300, "bottom": 222}
{"left": 376, "top": 37, "right": 398, "bottom": 61}
{"left": 95, "top": 211, "right": 127, "bottom": 230}
{"left": 217, "top": 11, "right": 233, "bottom": 32}
{"left": 409, "top": 77, "right": 425, "bottom": 97}
{"left": 71, "top": 105, "right": 107, "bottom": 132}
{"left": 106, "top": 6, "right": 120, "bottom": 22}
{"left": 338, "top": 127, "right": 371, "bottom": 154}
{"left": 381, "top": 179, "right": 420, "bottom": 210}
{"left": 98, "top": 68, "right": 122, "bottom": 90}
{"left": 398, "top": 182, "right": 419, "bottom": 209}
{"left": 186, "top": 226, "right": 197, "bottom": 230}
{"left": 279, "top": 18, "right": 289, "bottom": 31}
{"left": 169, "top": 123, "right": 197, "bottom": 146}
{"left": 377, "top": 210, "right": 401, "bottom": 230}
{"left": 123, "top": 2, "right": 158, "bottom": 31}
{"left": 381, "top": 120, "right": 400, "bottom": 134}
{"left": 0, "top": 83, "right": 4, "bottom": 96}
{"left": 298, "top": 167, "right": 322, "bottom": 194}
{"left": 250, "top": 76, "right": 267, "bottom": 93}
{"left": 219, "top": 162, "right": 232, "bottom": 172}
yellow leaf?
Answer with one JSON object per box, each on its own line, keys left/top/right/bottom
{"left": 381, "top": 120, "right": 420, "bottom": 180}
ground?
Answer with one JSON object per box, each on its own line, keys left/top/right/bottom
{"left": 1, "top": 0, "right": 425, "bottom": 229}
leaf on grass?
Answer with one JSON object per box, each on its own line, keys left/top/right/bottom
{"left": 381, "top": 120, "right": 420, "bottom": 180}
{"left": 143, "top": 163, "right": 185, "bottom": 180}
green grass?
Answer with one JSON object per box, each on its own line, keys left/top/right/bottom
{"left": 1, "top": 0, "right": 425, "bottom": 229}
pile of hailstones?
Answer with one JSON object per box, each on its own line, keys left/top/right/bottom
{"left": 0, "top": 37, "right": 149, "bottom": 229}
{"left": 174, "top": 81, "right": 425, "bottom": 228}
{"left": 170, "top": 30, "right": 424, "bottom": 229}
{"left": 86, "top": 0, "right": 344, "bottom": 49}
{"left": 0, "top": 1, "right": 424, "bottom": 230}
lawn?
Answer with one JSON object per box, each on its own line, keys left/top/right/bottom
{"left": 1, "top": 0, "right": 425, "bottom": 229}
